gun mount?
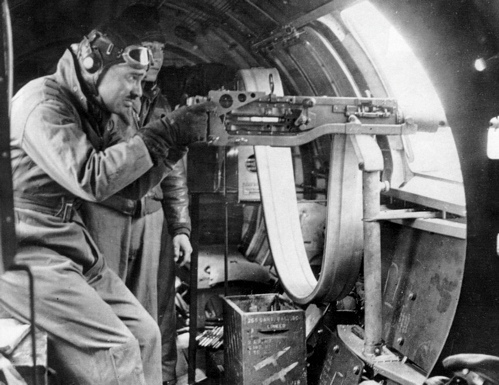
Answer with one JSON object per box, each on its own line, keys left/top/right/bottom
{"left": 187, "top": 65, "right": 455, "bottom": 385}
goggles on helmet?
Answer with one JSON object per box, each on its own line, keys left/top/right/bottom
{"left": 85, "top": 30, "right": 153, "bottom": 71}
{"left": 121, "top": 45, "right": 152, "bottom": 69}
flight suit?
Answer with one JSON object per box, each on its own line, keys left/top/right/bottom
{"left": 0, "top": 49, "right": 173, "bottom": 385}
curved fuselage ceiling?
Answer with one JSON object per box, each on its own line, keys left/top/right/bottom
{"left": 7, "top": 0, "right": 499, "bottom": 373}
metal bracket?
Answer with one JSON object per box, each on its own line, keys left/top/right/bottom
{"left": 251, "top": 25, "right": 304, "bottom": 52}
{"left": 338, "top": 325, "right": 427, "bottom": 385}
{"left": 364, "top": 208, "right": 440, "bottom": 222}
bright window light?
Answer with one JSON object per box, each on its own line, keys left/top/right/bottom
{"left": 341, "top": 1, "right": 463, "bottom": 183}
{"left": 488, "top": 117, "right": 499, "bottom": 159}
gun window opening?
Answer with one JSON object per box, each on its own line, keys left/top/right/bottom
{"left": 338, "top": 1, "right": 463, "bottom": 184}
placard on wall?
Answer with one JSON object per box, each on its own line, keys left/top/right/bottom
{"left": 238, "top": 146, "right": 261, "bottom": 202}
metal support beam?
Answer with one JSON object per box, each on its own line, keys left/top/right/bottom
{"left": 0, "top": 0, "right": 16, "bottom": 274}
{"left": 188, "top": 194, "right": 200, "bottom": 385}
{"left": 362, "top": 170, "right": 384, "bottom": 356}
{"left": 352, "top": 134, "right": 385, "bottom": 356}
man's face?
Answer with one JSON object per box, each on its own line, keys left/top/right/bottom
{"left": 97, "top": 63, "right": 146, "bottom": 122}
{"left": 142, "top": 41, "right": 165, "bottom": 82}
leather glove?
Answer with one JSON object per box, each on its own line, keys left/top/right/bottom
{"left": 164, "top": 101, "right": 216, "bottom": 145}
{"left": 137, "top": 101, "right": 215, "bottom": 165}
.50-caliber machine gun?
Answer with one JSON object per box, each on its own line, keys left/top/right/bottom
{"left": 189, "top": 89, "right": 418, "bottom": 147}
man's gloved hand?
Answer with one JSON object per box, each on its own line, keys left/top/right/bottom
{"left": 164, "top": 101, "right": 216, "bottom": 145}
{"left": 137, "top": 101, "right": 216, "bottom": 164}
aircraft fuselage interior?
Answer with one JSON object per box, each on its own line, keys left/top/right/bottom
{"left": 0, "top": 1, "right": 498, "bottom": 385}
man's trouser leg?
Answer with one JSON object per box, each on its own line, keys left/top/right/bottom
{"left": 0, "top": 253, "right": 162, "bottom": 385}
{"left": 79, "top": 202, "right": 132, "bottom": 280}
{"left": 127, "top": 209, "right": 164, "bottom": 322}
{"left": 81, "top": 201, "right": 164, "bottom": 322}
{"left": 158, "top": 231, "right": 178, "bottom": 383}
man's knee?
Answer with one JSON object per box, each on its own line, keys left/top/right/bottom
{"left": 135, "top": 312, "right": 161, "bottom": 347}
{"left": 132, "top": 313, "right": 163, "bottom": 383}
{"left": 48, "top": 335, "right": 147, "bottom": 384}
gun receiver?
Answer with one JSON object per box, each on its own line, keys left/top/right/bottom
{"left": 190, "top": 90, "right": 417, "bottom": 147}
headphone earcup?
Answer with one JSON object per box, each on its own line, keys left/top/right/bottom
{"left": 82, "top": 52, "right": 101, "bottom": 73}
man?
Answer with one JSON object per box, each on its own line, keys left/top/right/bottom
{"left": 131, "top": 8, "right": 194, "bottom": 385}
{"left": 140, "top": 29, "right": 193, "bottom": 385}
{"left": 79, "top": 6, "right": 191, "bottom": 384}
{"left": 0, "top": 15, "right": 212, "bottom": 385}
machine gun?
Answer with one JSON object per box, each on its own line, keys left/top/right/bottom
{"left": 188, "top": 90, "right": 418, "bottom": 147}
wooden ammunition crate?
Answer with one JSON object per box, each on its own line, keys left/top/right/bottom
{"left": 223, "top": 294, "right": 307, "bottom": 385}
